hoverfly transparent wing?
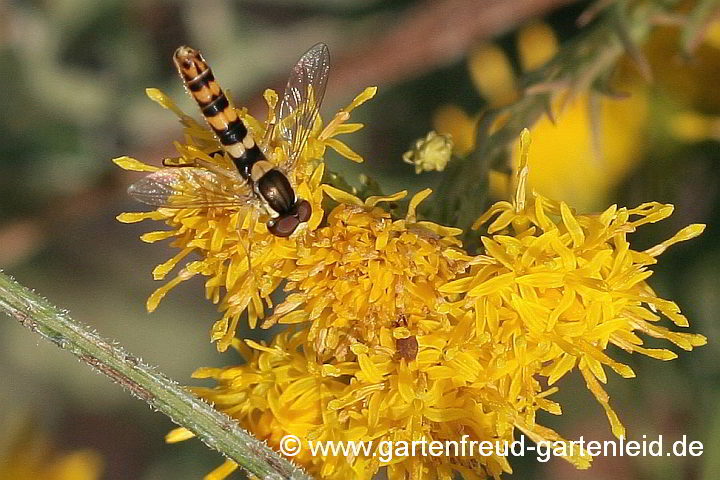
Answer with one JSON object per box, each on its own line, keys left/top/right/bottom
{"left": 273, "top": 42, "right": 330, "bottom": 171}
{"left": 128, "top": 167, "right": 255, "bottom": 208}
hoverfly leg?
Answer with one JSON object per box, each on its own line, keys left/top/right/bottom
{"left": 161, "top": 158, "right": 195, "bottom": 168}
{"left": 261, "top": 122, "right": 276, "bottom": 157}
{"left": 236, "top": 209, "right": 258, "bottom": 287}
{"left": 162, "top": 149, "right": 224, "bottom": 168}
{"left": 247, "top": 210, "right": 257, "bottom": 285}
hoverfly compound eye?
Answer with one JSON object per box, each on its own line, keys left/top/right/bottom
{"left": 296, "top": 199, "right": 312, "bottom": 223}
{"left": 267, "top": 215, "right": 300, "bottom": 237}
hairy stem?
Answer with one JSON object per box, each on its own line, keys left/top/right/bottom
{"left": 0, "top": 271, "right": 311, "bottom": 480}
{"left": 426, "top": 0, "right": 681, "bottom": 235}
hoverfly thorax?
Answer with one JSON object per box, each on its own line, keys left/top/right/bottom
{"left": 128, "top": 43, "right": 330, "bottom": 238}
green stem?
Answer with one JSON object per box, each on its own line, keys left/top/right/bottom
{"left": 0, "top": 271, "right": 311, "bottom": 480}
{"left": 426, "top": 0, "right": 680, "bottom": 235}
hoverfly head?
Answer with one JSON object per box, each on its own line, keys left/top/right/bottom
{"left": 173, "top": 46, "right": 206, "bottom": 79}
{"left": 266, "top": 199, "right": 312, "bottom": 237}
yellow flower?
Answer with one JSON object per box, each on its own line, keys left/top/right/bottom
{"left": 517, "top": 22, "right": 558, "bottom": 71}
{"left": 651, "top": 21, "right": 720, "bottom": 142}
{"left": 0, "top": 421, "right": 103, "bottom": 480}
{"left": 513, "top": 23, "right": 648, "bottom": 210}
{"left": 170, "top": 308, "right": 586, "bottom": 479}
{"left": 114, "top": 86, "right": 376, "bottom": 351}
{"left": 432, "top": 105, "right": 476, "bottom": 156}
{"left": 670, "top": 110, "right": 720, "bottom": 141}
{"left": 123, "top": 59, "right": 705, "bottom": 478}
{"left": 167, "top": 130, "right": 704, "bottom": 479}
{"left": 167, "top": 329, "right": 356, "bottom": 480}
{"left": 444, "top": 130, "right": 706, "bottom": 438}
{"left": 645, "top": 24, "right": 720, "bottom": 111}
{"left": 169, "top": 184, "right": 593, "bottom": 479}
{"left": 705, "top": 18, "right": 720, "bottom": 50}
{"left": 513, "top": 86, "right": 649, "bottom": 210}
{"left": 518, "top": 21, "right": 720, "bottom": 208}
{"left": 437, "top": 22, "right": 649, "bottom": 209}
{"left": 263, "top": 187, "right": 471, "bottom": 358}
{"left": 467, "top": 43, "right": 517, "bottom": 107}
{"left": 468, "top": 21, "right": 557, "bottom": 107}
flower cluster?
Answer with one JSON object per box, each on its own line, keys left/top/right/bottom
{"left": 119, "top": 84, "right": 705, "bottom": 479}
{"left": 442, "top": 132, "right": 706, "bottom": 439}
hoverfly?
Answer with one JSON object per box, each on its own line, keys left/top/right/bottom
{"left": 127, "top": 43, "right": 330, "bottom": 237}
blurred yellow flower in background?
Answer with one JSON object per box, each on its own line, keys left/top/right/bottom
{"left": 433, "top": 19, "right": 720, "bottom": 211}
{"left": 704, "top": 18, "right": 720, "bottom": 50}
{"left": 445, "top": 19, "right": 720, "bottom": 209}
{"left": 647, "top": 21, "right": 720, "bottom": 142}
{"left": 467, "top": 43, "right": 517, "bottom": 107}
{"left": 510, "top": 87, "right": 649, "bottom": 210}
{"left": 465, "top": 22, "right": 649, "bottom": 210}
{"left": 647, "top": 23, "right": 720, "bottom": 112}
{"left": 670, "top": 110, "right": 720, "bottom": 141}
{"left": 0, "top": 421, "right": 102, "bottom": 480}
{"left": 432, "top": 105, "right": 477, "bottom": 156}
{"left": 517, "top": 22, "right": 559, "bottom": 71}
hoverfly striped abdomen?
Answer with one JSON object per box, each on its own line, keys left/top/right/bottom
{"left": 173, "top": 46, "right": 256, "bottom": 169}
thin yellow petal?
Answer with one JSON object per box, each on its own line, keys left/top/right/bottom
{"left": 165, "top": 427, "right": 195, "bottom": 443}
{"left": 645, "top": 224, "right": 706, "bottom": 257}
{"left": 112, "top": 156, "right": 159, "bottom": 172}
{"left": 116, "top": 211, "right": 166, "bottom": 223}
{"left": 345, "top": 86, "right": 378, "bottom": 112}
{"left": 325, "top": 138, "right": 364, "bottom": 163}
{"left": 560, "top": 202, "right": 585, "bottom": 247}
{"left": 146, "top": 88, "right": 187, "bottom": 118}
{"left": 204, "top": 459, "right": 238, "bottom": 480}
{"left": 407, "top": 189, "right": 433, "bottom": 222}
{"left": 322, "top": 185, "right": 364, "bottom": 206}
{"left": 365, "top": 190, "right": 407, "bottom": 207}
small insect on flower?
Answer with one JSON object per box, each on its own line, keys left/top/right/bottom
{"left": 127, "top": 43, "right": 330, "bottom": 237}
{"left": 392, "top": 313, "right": 419, "bottom": 361}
